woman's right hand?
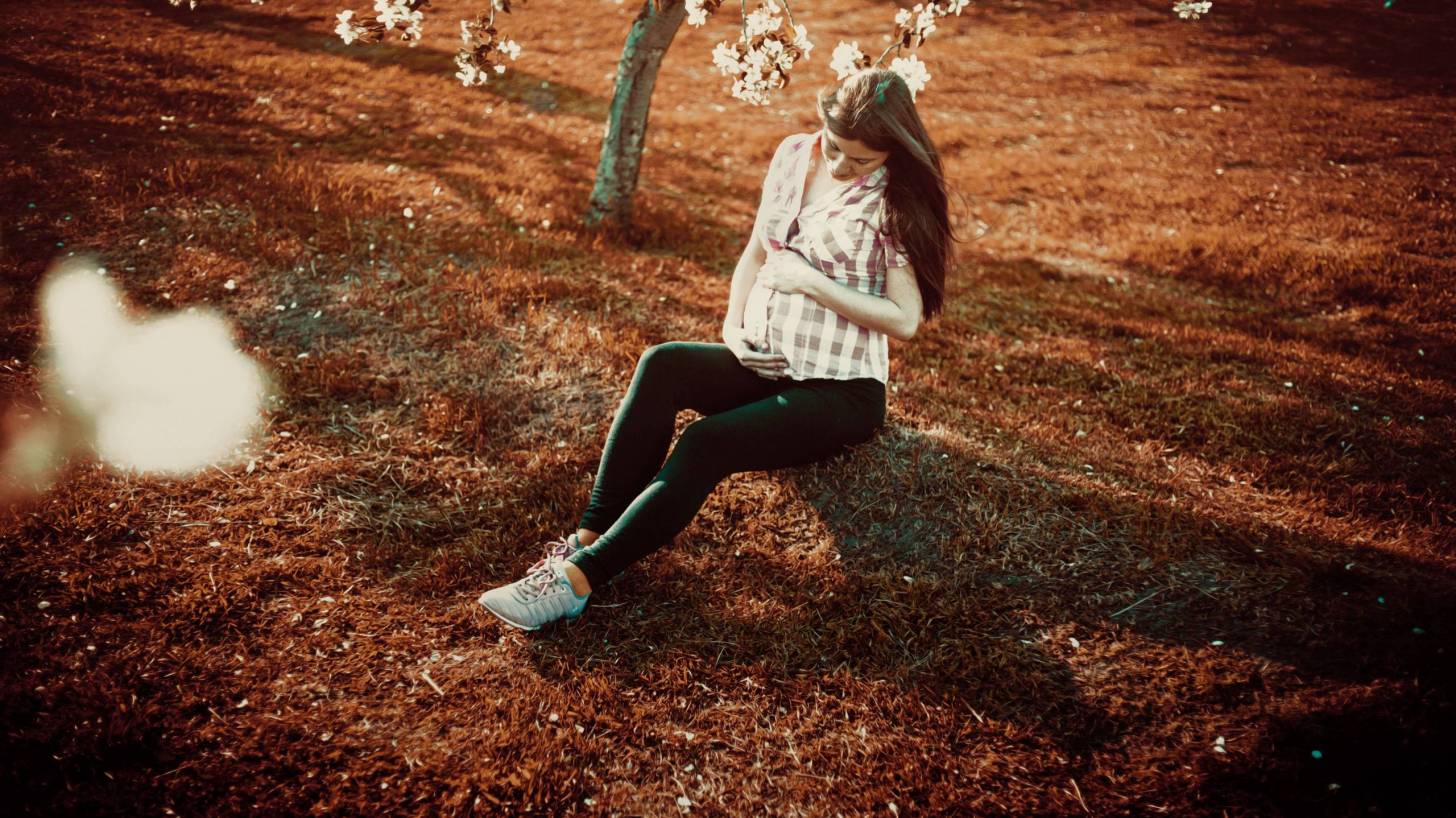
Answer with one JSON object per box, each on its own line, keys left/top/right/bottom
{"left": 722, "top": 324, "right": 790, "bottom": 379}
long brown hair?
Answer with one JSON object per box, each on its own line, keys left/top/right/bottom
{"left": 816, "top": 68, "right": 957, "bottom": 321}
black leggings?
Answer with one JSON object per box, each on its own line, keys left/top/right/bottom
{"left": 566, "top": 341, "right": 886, "bottom": 591}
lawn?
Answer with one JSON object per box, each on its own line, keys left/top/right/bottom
{"left": 1, "top": 0, "right": 1452, "bottom": 815}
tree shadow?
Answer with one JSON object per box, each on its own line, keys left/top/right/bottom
{"left": 132, "top": 0, "right": 770, "bottom": 229}
{"left": 1183, "top": 0, "right": 1456, "bottom": 99}
{"left": 973, "top": 0, "right": 1456, "bottom": 98}
{"left": 469, "top": 250, "right": 1454, "bottom": 794}
{"left": 912, "top": 254, "right": 1456, "bottom": 527}
{"left": 137, "top": 0, "right": 612, "bottom": 120}
{"left": 0, "top": 19, "right": 609, "bottom": 358}
{"left": 414, "top": 426, "right": 1117, "bottom": 765}
{"left": 510, "top": 403, "right": 1455, "bottom": 801}
{"left": 1199, "top": 682, "right": 1456, "bottom": 817}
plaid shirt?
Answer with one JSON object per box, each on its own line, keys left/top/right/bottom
{"left": 744, "top": 131, "right": 910, "bottom": 384}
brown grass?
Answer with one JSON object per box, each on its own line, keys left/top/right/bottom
{"left": 1, "top": 0, "right": 1453, "bottom": 815}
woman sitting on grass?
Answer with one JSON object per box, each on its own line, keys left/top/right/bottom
{"left": 479, "top": 68, "right": 956, "bottom": 630}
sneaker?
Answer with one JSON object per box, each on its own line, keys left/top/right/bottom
{"left": 478, "top": 557, "right": 590, "bottom": 631}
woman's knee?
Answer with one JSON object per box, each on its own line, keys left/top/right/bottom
{"left": 636, "top": 341, "right": 695, "bottom": 379}
{"left": 664, "top": 419, "right": 738, "bottom": 474}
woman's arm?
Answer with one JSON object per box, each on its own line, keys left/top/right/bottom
{"left": 721, "top": 235, "right": 768, "bottom": 337}
{"left": 758, "top": 252, "right": 923, "bottom": 341}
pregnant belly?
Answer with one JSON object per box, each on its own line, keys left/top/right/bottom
{"left": 743, "top": 281, "right": 821, "bottom": 375}
{"left": 743, "top": 280, "right": 776, "bottom": 351}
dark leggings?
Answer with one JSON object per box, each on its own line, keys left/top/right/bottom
{"left": 566, "top": 341, "right": 886, "bottom": 591}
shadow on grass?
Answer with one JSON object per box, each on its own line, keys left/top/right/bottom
{"left": 398, "top": 252, "right": 1456, "bottom": 781}
{"left": 138, "top": 0, "right": 611, "bottom": 120}
{"left": 1198, "top": 682, "right": 1456, "bottom": 817}
{"left": 134, "top": 0, "right": 768, "bottom": 246}
{"left": 974, "top": 0, "right": 1456, "bottom": 98}
{"left": 1185, "top": 0, "right": 1456, "bottom": 99}
{"left": 0, "top": 11, "right": 622, "bottom": 359}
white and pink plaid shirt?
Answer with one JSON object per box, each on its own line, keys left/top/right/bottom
{"left": 744, "top": 131, "right": 910, "bottom": 384}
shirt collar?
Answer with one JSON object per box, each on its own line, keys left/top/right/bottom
{"left": 859, "top": 164, "right": 889, "bottom": 190}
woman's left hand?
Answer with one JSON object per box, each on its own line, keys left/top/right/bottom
{"left": 757, "top": 251, "right": 820, "bottom": 296}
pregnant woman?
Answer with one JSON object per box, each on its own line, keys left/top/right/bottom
{"left": 479, "top": 67, "right": 955, "bottom": 630}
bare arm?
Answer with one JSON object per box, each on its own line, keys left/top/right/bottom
{"left": 721, "top": 232, "right": 789, "bottom": 378}
{"left": 777, "top": 257, "right": 922, "bottom": 341}
{"left": 721, "top": 234, "right": 768, "bottom": 337}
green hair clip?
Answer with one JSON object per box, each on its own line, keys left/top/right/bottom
{"left": 874, "top": 77, "right": 891, "bottom": 105}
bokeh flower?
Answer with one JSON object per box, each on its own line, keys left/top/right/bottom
{"left": 1173, "top": 0, "right": 1212, "bottom": 19}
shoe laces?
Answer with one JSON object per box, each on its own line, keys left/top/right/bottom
{"left": 520, "top": 560, "right": 565, "bottom": 601}
{"left": 526, "top": 535, "right": 578, "bottom": 575}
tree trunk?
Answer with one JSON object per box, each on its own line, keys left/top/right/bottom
{"left": 584, "top": 0, "right": 688, "bottom": 230}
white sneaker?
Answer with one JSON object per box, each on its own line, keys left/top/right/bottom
{"left": 478, "top": 557, "right": 590, "bottom": 631}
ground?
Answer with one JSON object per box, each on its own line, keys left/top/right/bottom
{"left": 1, "top": 0, "right": 1454, "bottom": 815}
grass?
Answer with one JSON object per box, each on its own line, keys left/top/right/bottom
{"left": 1, "top": 0, "right": 1453, "bottom": 815}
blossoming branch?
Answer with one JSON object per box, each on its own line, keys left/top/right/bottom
{"left": 335, "top": 0, "right": 430, "bottom": 46}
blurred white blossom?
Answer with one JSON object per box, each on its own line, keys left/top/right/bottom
{"left": 456, "top": 15, "right": 523, "bottom": 86}
{"left": 334, "top": 0, "right": 427, "bottom": 46}
{"left": 1174, "top": 0, "right": 1212, "bottom": 19}
{"left": 30, "top": 257, "right": 266, "bottom": 476}
{"left": 686, "top": 0, "right": 725, "bottom": 27}
{"left": 335, "top": 10, "right": 367, "bottom": 44}
{"left": 373, "top": 0, "right": 424, "bottom": 39}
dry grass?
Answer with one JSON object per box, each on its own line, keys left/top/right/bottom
{"left": 1, "top": 0, "right": 1453, "bottom": 815}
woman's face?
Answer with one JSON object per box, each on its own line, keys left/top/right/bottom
{"left": 819, "top": 127, "right": 890, "bottom": 182}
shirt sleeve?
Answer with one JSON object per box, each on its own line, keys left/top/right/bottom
{"left": 752, "top": 134, "right": 798, "bottom": 249}
{"left": 879, "top": 215, "right": 912, "bottom": 270}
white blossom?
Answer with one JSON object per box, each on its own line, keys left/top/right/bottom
{"left": 402, "top": 12, "right": 423, "bottom": 40}
{"left": 895, "top": 3, "right": 938, "bottom": 43}
{"left": 712, "top": 41, "right": 740, "bottom": 73}
{"left": 830, "top": 41, "right": 868, "bottom": 81}
{"left": 686, "top": 0, "right": 710, "bottom": 26}
{"left": 708, "top": 1, "right": 810, "bottom": 105}
{"left": 456, "top": 14, "right": 523, "bottom": 87}
{"left": 943, "top": 0, "right": 970, "bottom": 14}
{"left": 731, "top": 77, "right": 770, "bottom": 106}
{"left": 745, "top": 6, "right": 780, "bottom": 37}
{"left": 1173, "top": 0, "right": 1212, "bottom": 19}
{"left": 915, "top": 4, "right": 938, "bottom": 38}
{"left": 792, "top": 23, "right": 812, "bottom": 60}
{"left": 889, "top": 53, "right": 930, "bottom": 99}
{"left": 455, "top": 53, "right": 484, "bottom": 86}
{"left": 336, "top": 10, "right": 359, "bottom": 44}
{"left": 373, "top": 0, "right": 406, "bottom": 28}
{"left": 366, "top": 0, "right": 423, "bottom": 40}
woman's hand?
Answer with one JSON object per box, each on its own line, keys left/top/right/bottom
{"left": 756, "top": 250, "right": 821, "bottom": 296}
{"left": 722, "top": 324, "right": 789, "bottom": 380}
